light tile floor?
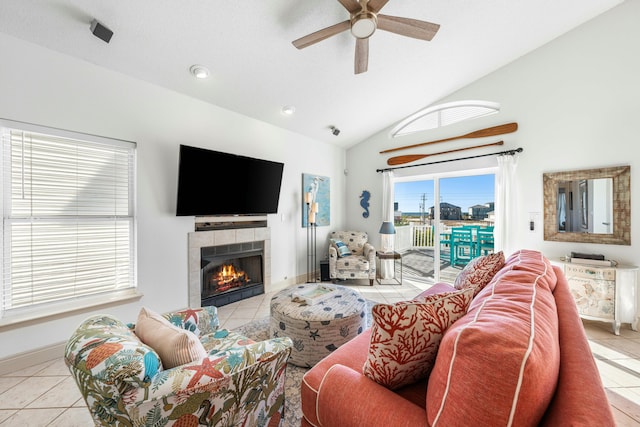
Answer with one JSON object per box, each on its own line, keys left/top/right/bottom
{"left": 1, "top": 279, "right": 639, "bottom": 425}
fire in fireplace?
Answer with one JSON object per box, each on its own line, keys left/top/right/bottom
{"left": 201, "top": 241, "right": 264, "bottom": 307}
{"left": 211, "top": 264, "right": 250, "bottom": 292}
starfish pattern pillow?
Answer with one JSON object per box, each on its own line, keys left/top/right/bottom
{"left": 363, "top": 287, "right": 474, "bottom": 389}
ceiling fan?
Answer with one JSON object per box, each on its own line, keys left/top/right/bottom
{"left": 292, "top": 0, "right": 440, "bottom": 74}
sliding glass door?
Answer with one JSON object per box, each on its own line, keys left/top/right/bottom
{"left": 394, "top": 169, "right": 496, "bottom": 284}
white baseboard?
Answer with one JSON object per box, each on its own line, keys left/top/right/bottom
{"left": 0, "top": 341, "right": 66, "bottom": 376}
{"left": 269, "top": 276, "right": 298, "bottom": 293}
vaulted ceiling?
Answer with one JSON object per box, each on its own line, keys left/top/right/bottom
{"left": 0, "top": 0, "right": 625, "bottom": 148}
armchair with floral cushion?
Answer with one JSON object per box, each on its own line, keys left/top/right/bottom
{"left": 64, "top": 306, "right": 292, "bottom": 427}
{"left": 328, "top": 230, "right": 376, "bottom": 285}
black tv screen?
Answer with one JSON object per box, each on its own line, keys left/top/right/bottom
{"left": 176, "top": 145, "right": 284, "bottom": 216}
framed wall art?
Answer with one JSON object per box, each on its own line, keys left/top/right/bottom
{"left": 302, "top": 173, "right": 330, "bottom": 227}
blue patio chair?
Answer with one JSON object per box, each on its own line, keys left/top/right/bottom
{"left": 439, "top": 229, "right": 453, "bottom": 261}
{"left": 477, "top": 230, "right": 495, "bottom": 256}
{"left": 450, "top": 228, "right": 474, "bottom": 266}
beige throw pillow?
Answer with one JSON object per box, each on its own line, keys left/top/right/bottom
{"left": 135, "top": 307, "right": 208, "bottom": 368}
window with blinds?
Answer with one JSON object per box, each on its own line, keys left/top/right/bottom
{"left": 1, "top": 119, "right": 136, "bottom": 318}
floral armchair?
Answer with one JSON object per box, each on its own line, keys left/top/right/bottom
{"left": 328, "top": 230, "right": 376, "bottom": 285}
{"left": 64, "top": 306, "right": 292, "bottom": 427}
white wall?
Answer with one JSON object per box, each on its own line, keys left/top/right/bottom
{"left": 2, "top": 0, "right": 638, "bottom": 361}
{"left": 0, "top": 33, "right": 346, "bottom": 360}
{"left": 347, "top": 1, "right": 640, "bottom": 269}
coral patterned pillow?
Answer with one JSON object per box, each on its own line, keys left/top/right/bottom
{"left": 363, "top": 288, "right": 474, "bottom": 390}
{"left": 454, "top": 251, "right": 505, "bottom": 297}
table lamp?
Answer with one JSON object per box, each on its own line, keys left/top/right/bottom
{"left": 379, "top": 221, "right": 396, "bottom": 254}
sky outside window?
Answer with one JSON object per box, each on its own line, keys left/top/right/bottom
{"left": 394, "top": 174, "right": 494, "bottom": 213}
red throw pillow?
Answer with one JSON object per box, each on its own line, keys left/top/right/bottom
{"left": 453, "top": 251, "right": 505, "bottom": 297}
{"left": 363, "top": 288, "right": 474, "bottom": 390}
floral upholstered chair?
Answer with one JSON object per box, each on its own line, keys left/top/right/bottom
{"left": 64, "top": 306, "right": 292, "bottom": 427}
{"left": 328, "top": 230, "right": 376, "bottom": 285}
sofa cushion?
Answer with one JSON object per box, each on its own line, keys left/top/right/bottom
{"left": 363, "top": 287, "right": 474, "bottom": 390}
{"left": 427, "top": 249, "right": 560, "bottom": 426}
{"left": 336, "top": 255, "right": 370, "bottom": 272}
{"left": 301, "top": 329, "right": 429, "bottom": 427}
{"left": 453, "top": 251, "right": 505, "bottom": 297}
{"left": 330, "top": 238, "right": 351, "bottom": 257}
{"left": 135, "top": 307, "right": 208, "bottom": 368}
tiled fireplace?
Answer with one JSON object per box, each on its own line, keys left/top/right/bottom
{"left": 188, "top": 217, "right": 270, "bottom": 308}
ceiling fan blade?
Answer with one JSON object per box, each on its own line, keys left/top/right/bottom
{"left": 367, "top": 0, "right": 389, "bottom": 13}
{"left": 355, "top": 37, "right": 369, "bottom": 74}
{"left": 337, "top": 0, "right": 361, "bottom": 14}
{"left": 292, "top": 20, "right": 351, "bottom": 49}
{"left": 377, "top": 14, "right": 440, "bottom": 41}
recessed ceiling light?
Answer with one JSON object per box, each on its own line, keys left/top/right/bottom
{"left": 189, "top": 65, "right": 210, "bottom": 79}
{"left": 281, "top": 105, "right": 296, "bottom": 115}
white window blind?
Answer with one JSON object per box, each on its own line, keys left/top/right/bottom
{"left": 1, "top": 120, "right": 136, "bottom": 316}
{"left": 390, "top": 101, "right": 500, "bottom": 137}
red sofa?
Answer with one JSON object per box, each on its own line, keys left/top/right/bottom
{"left": 301, "top": 250, "right": 615, "bottom": 426}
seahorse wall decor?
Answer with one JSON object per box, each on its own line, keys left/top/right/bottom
{"left": 360, "top": 190, "right": 370, "bottom": 218}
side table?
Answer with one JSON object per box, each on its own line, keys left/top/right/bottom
{"left": 376, "top": 251, "right": 402, "bottom": 285}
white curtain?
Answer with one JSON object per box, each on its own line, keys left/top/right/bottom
{"left": 382, "top": 171, "right": 394, "bottom": 221}
{"left": 494, "top": 154, "right": 518, "bottom": 256}
{"left": 380, "top": 171, "right": 395, "bottom": 278}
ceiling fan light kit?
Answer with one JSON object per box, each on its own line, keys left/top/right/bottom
{"left": 351, "top": 13, "right": 377, "bottom": 38}
{"left": 292, "top": 0, "right": 439, "bottom": 74}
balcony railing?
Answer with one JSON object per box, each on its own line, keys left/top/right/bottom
{"left": 395, "top": 224, "right": 437, "bottom": 251}
{"left": 395, "top": 222, "right": 493, "bottom": 253}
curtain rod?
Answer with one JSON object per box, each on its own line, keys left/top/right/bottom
{"left": 376, "top": 147, "right": 523, "bottom": 173}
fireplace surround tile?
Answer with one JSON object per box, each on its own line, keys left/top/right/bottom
{"left": 188, "top": 227, "right": 271, "bottom": 308}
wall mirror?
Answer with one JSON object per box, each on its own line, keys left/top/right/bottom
{"left": 543, "top": 166, "right": 630, "bottom": 245}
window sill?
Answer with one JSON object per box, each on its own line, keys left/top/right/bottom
{"left": 0, "top": 289, "right": 143, "bottom": 331}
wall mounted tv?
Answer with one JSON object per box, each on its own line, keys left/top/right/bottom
{"left": 176, "top": 144, "right": 284, "bottom": 216}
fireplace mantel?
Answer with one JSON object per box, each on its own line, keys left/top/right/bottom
{"left": 194, "top": 215, "right": 268, "bottom": 231}
{"left": 188, "top": 222, "right": 270, "bottom": 308}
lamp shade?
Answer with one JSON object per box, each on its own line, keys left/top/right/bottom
{"left": 379, "top": 221, "right": 396, "bottom": 235}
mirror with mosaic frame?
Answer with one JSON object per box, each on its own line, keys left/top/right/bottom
{"left": 543, "top": 166, "right": 630, "bottom": 245}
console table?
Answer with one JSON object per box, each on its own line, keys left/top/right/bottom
{"left": 552, "top": 259, "right": 638, "bottom": 335}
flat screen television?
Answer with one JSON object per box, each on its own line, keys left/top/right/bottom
{"left": 176, "top": 144, "right": 284, "bottom": 216}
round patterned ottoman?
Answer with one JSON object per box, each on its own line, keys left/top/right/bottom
{"left": 270, "top": 283, "right": 367, "bottom": 367}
